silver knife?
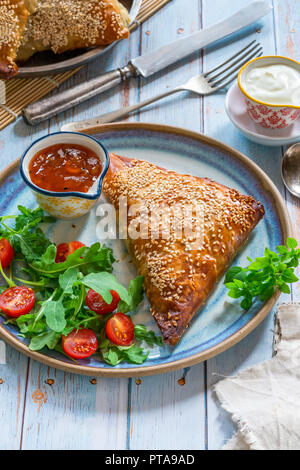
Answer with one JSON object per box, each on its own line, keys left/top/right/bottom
{"left": 23, "top": 1, "right": 271, "bottom": 126}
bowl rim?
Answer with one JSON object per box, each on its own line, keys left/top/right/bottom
{"left": 19, "top": 131, "right": 110, "bottom": 200}
{"left": 238, "top": 55, "right": 300, "bottom": 109}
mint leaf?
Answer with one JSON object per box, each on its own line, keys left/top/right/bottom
{"left": 277, "top": 245, "right": 289, "bottom": 255}
{"left": 1, "top": 206, "right": 55, "bottom": 263}
{"left": 286, "top": 238, "right": 298, "bottom": 249}
{"left": 15, "top": 206, "right": 55, "bottom": 232}
{"left": 224, "top": 239, "right": 300, "bottom": 310}
{"left": 240, "top": 297, "right": 253, "bottom": 310}
{"left": 278, "top": 282, "right": 291, "bottom": 294}
{"left": 248, "top": 257, "right": 270, "bottom": 270}
{"left": 224, "top": 267, "right": 243, "bottom": 283}
{"left": 281, "top": 269, "right": 299, "bottom": 283}
{"left": 227, "top": 287, "right": 244, "bottom": 299}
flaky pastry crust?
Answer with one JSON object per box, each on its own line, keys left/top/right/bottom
{"left": 103, "top": 154, "right": 265, "bottom": 345}
{"left": 16, "top": 0, "right": 130, "bottom": 62}
{"left": 0, "top": 0, "right": 31, "bottom": 78}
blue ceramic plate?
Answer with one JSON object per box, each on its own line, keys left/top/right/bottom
{"left": 0, "top": 123, "right": 291, "bottom": 377}
{"left": 18, "top": 0, "right": 142, "bottom": 77}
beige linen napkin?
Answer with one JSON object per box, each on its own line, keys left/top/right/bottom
{"left": 214, "top": 303, "right": 300, "bottom": 450}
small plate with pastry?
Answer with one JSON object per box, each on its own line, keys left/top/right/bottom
{"left": 0, "top": 0, "right": 141, "bottom": 79}
{"left": 0, "top": 123, "right": 292, "bottom": 376}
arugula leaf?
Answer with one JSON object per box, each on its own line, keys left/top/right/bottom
{"left": 38, "top": 244, "right": 57, "bottom": 266}
{"left": 29, "top": 330, "right": 61, "bottom": 351}
{"left": 225, "top": 238, "right": 300, "bottom": 310}
{"left": 118, "top": 276, "right": 144, "bottom": 313}
{"left": 59, "top": 267, "right": 79, "bottom": 294}
{"left": 0, "top": 206, "right": 160, "bottom": 367}
{"left": 31, "top": 243, "right": 114, "bottom": 277}
{"left": 44, "top": 297, "right": 66, "bottom": 332}
{"left": 16, "top": 313, "right": 47, "bottom": 335}
{"left": 134, "top": 324, "right": 163, "bottom": 346}
{"left": 81, "top": 271, "right": 130, "bottom": 304}
{"left": 62, "top": 284, "right": 85, "bottom": 321}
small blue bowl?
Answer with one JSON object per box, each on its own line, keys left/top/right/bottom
{"left": 20, "top": 131, "right": 109, "bottom": 219}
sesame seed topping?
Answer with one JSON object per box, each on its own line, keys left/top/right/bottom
{"left": 18, "top": 0, "right": 130, "bottom": 56}
{"left": 0, "top": 0, "right": 30, "bottom": 75}
{"left": 104, "top": 155, "right": 265, "bottom": 344}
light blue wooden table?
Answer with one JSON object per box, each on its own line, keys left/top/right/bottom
{"left": 0, "top": 0, "right": 299, "bottom": 450}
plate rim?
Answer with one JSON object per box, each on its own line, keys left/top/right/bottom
{"left": 17, "top": 0, "right": 142, "bottom": 77}
{"left": 0, "top": 122, "right": 292, "bottom": 377}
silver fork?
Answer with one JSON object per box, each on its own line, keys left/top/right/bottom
{"left": 62, "top": 41, "right": 262, "bottom": 132}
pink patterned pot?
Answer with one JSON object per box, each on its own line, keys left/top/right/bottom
{"left": 245, "top": 100, "right": 300, "bottom": 129}
{"left": 238, "top": 55, "right": 300, "bottom": 130}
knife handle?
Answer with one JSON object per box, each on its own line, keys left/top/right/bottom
{"left": 22, "top": 64, "right": 136, "bottom": 126}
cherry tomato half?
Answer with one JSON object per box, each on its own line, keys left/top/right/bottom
{"left": 55, "top": 241, "right": 85, "bottom": 263}
{"left": 62, "top": 328, "right": 98, "bottom": 360}
{"left": 105, "top": 313, "right": 134, "bottom": 346}
{"left": 0, "top": 238, "right": 14, "bottom": 269}
{"left": 0, "top": 286, "right": 35, "bottom": 318}
{"left": 86, "top": 289, "right": 120, "bottom": 315}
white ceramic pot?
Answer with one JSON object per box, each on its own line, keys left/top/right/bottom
{"left": 238, "top": 56, "right": 300, "bottom": 129}
{"left": 20, "top": 131, "right": 109, "bottom": 219}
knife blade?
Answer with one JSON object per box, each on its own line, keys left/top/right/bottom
{"left": 23, "top": 1, "right": 272, "bottom": 126}
{"left": 131, "top": 1, "right": 272, "bottom": 77}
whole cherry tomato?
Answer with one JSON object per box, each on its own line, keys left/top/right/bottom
{"left": 86, "top": 289, "right": 120, "bottom": 315}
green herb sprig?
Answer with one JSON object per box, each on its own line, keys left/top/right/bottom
{"left": 99, "top": 325, "right": 162, "bottom": 366}
{"left": 0, "top": 205, "right": 55, "bottom": 263}
{"left": 225, "top": 237, "right": 300, "bottom": 310}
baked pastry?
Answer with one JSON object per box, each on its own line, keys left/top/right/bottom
{"left": 103, "top": 154, "right": 265, "bottom": 346}
{"left": 16, "top": 0, "right": 130, "bottom": 62}
{"left": 0, "top": 0, "right": 35, "bottom": 78}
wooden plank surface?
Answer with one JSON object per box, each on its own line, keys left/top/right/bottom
{"left": 0, "top": 0, "right": 299, "bottom": 450}
{"left": 202, "top": 0, "right": 286, "bottom": 449}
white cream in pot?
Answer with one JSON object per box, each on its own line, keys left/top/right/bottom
{"left": 242, "top": 63, "right": 300, "bottom": 106}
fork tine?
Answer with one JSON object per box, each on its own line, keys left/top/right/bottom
{"left": 211, "top": 49, "right": 263, "bottom": 91}
{"left": 207, "top": 43, "right": 262, "bottom": 83}
{"left": 209, "top": 47, "right": 263, "bottom": 88}
{"left": 203, "top": 40, "right": 258, "bottom": 77}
